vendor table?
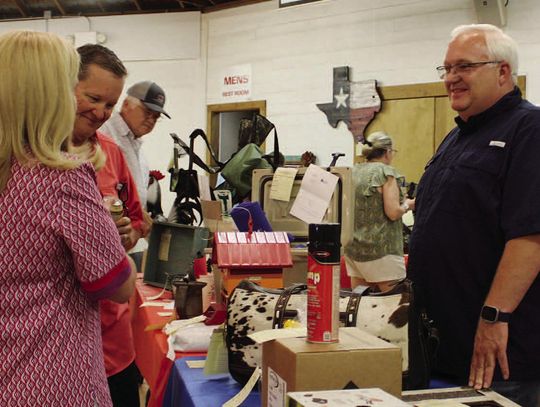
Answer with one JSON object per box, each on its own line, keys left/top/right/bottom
{"left": 163, "top": 356, "right": 261, "bottom": 407}
{"left": 130, "top": 276, "right": 206, "bottom": 407}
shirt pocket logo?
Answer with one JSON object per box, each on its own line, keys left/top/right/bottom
{"left": 489, "top": 140, "right": 506, "bottom": 148}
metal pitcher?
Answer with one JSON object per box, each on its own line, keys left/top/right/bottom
{"left": 171, "top": 274, "right": 207, "bottom": 319}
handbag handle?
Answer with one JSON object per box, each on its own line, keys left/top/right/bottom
{"left": 342, "top": 279, "right": 412, "bottom": 327}
{"left": 272, "top": 283, "right": 307, "bottom": 329}
{"left": 262, "top": 127, "right": 280, "bottom": 171}
{"left": 170, "top": 130, "right": 225, "bottom": 174}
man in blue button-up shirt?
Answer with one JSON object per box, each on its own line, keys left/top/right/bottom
{"left": 409, "top": 24, "right": 540, "bottom": 407}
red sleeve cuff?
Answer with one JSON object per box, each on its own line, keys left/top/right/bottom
{"left": 81, "top": 256, "right": 131, "bottom": 301}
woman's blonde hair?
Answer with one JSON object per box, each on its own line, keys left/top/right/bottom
{"left": 361, "top": 131, "right": 394, "bottom": 160}
{"left": 0, "top": 30, "right": 81, "bottom": 192}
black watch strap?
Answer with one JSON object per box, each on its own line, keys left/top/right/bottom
{"left": 481, "top": 305, "right": 511, "bottom": 323}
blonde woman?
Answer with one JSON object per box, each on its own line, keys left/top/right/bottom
{"left": 344, "top": 131, "right": 415, "bottom": 291}
{"left": 0, "top": 31, "right": 134, "bottom": 407}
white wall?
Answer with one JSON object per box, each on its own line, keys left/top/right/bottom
{"left": 0, "top": 13, "right": 205, "bottom": 212}
{"left": 204, "top": 0, "right": 540, "bottom": 172}
{"left": 3, "top": 0, "right": 540, "bottom": 213}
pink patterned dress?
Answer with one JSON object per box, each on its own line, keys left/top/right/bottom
{"left": 0, "top": 158, "right": 130, "bottom": 407}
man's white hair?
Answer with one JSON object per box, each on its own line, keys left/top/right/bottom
{"left": 450, "top": 24, "right": 518, "bottom": 85}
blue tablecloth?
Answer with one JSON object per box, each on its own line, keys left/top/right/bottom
{"left": 163, "top": 356, "right": 261, "bottom": 407}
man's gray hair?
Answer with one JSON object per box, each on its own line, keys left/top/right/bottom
{"left": 451, "top": 24, "right": 518, "bottom": 84}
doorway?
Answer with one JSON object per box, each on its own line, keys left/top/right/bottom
{"left": 206, "top": 100, "right": 266, "bottom": 186}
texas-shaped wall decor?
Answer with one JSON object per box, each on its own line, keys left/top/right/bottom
{"left": 317, "top": 66, "right": 381, "bottom": 143}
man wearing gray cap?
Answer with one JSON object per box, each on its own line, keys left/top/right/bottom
{"left": 100, "top": 81, "right": 171, "bottom": 269}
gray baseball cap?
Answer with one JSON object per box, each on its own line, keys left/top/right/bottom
{"left": 127, "top": 81, "right": 171, "bottom": 119}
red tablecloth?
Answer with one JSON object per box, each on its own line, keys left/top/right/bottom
{"left": 130, "top": 276, "right": 205, "bottom": 407}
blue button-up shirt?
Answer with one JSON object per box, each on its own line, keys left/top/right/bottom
{"left": 409, "top": 87, "right": 540, "bottom": 382}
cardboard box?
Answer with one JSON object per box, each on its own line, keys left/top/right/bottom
{"left": 286, "top": 388, "right": 409, "bottom": 407}
{"left": 262, "top": 327, "right": 402, "bottom": 407}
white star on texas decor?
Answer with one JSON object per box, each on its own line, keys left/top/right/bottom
{"left": 334, "top": 87, "right": 349, "bottom": 108}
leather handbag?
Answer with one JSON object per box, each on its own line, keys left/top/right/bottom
{"left": 225, "top": 279, "right": 438, "bottom": 390}
{"left": 220, "top": 115, "right": 282, "bottom": 201}
{"left": 220, "top": 143, "right": 273, "bottom": 198}
{"left": 238, "top": 113, "right": 276, "bottom": 149}
{"left": 225, "top": 280, "right": 306, "bottom": 385}
{"left": 342, "top": 279, "right": 438, "bottom": 390}
{"left": 169, "top": 129, "right": 224, "bottom": 225}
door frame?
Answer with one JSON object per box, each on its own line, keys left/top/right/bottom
{"left": 206, "top": 100, "right": 266, "bottom": 185}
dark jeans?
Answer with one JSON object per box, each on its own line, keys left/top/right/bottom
{"left": 491, "top": 380, "right": 540, "bottom": 407}
{"left": 107, "top": 362, "right": 141, "bottom": 407}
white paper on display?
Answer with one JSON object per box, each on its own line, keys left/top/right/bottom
{"left": 270, "top": 167, "right": 298, "bottom": 201}
{"left": 290, "top": 164, "right": 339, "bottom": 224}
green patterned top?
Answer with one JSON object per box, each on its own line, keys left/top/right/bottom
{"left": 344, "top": 162, "right": 405, "bottom": 262}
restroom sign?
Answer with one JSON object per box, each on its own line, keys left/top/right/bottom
{"left": 221, "top": 64, "right": 251, "bottom": 100}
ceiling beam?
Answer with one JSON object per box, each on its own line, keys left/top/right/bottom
{"left": 52, "top": 0, "right": 66, "bottom": 16}
{"left": 95, "top": 0, "right": 106, "bottom": 12}
{"left": 176, "top": 1, "right": 204, "bottom": 8}
{"left": 131, "top": 0, "right": 143, "bottom": 11}
{"left": 12, "top": 0, "right": 29, "bottom": 17}
{"left": 203, "top": 0, "right": 271, "bottom": 13}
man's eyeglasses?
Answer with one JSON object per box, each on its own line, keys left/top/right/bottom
{"left": 139, "top": 103, "right": 161, "bottom": 122}
{"left": 436, "top": 61, "right": 502, "bottom": 79}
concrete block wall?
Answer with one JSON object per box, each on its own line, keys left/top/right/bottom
{"left": 203, "top": 0, "right": 540, "bottom": 175}
{"left": 2, "top": 0, "right": 540, "bottom": 213}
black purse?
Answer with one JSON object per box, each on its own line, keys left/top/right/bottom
{"left": 238, "top": 113, "right": 276, "bottom": 149}
{"left": 169, "top": 129, "right": 224, "bottom": 225}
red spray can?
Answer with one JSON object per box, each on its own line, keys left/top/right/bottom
{"left": 307, "top": 223, "right": 341, "bottom": 343}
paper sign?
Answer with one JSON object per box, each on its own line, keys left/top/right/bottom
{"left": 289, "top": 164, "right": 339, "bottom": 224}
{"left": 248, "top": 327, "right": 306, "bottom": 344}
{"left": 267, "top": 367, "right": 287, "bottom": 407}
{"left": 270, "top": 167, "right": 298, "bottom": 201}
{"left": 140, "top": 300, "right": 174, "bottom": 308}
{"left": 223, "top": 366, "right": 261, "bottom": 407}
{"left": 158, "top": 229, "right": 172, "bottom": 261}
{"left": 186, "top": 360, "right": 206, "bottom": 369}
{"left": 204, "top": 328, "right": 230, "bottom": 376}
{"left": 221, "top": 64, "right": 252, "bottom": 101}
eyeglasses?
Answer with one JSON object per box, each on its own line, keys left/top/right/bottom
{"left": 138, "top": 103, "right": 161, "bottom": 122}
{"left": 435, "top": 61, "right": 502, "bottom": 79}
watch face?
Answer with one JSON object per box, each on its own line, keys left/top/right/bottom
{"left": 481, "top": 306, "right": 498, "bottom": 322}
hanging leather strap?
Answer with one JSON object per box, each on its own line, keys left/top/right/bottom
{"left": 171, "top": 129, "right": 225, "bottom": 174}
{"left": 272, "top": 284, "right": 307, "bottom": 329}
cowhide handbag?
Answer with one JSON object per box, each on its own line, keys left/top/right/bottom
{"left": 342, "top": 279, "right": 438, "bottom": 390}
{"left": 226, "top": 280, "right": 307, "bottom": 385}
{"left": 225, "top": 279, "right": 438, "bottom": 389}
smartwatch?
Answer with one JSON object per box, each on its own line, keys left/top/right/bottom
{"left": 480, "top": 305, "right": 511, "bottom": 323}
